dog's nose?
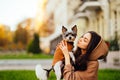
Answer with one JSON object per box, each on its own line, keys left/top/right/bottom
{"left": 69, "top": 37, "right": 72, "bottom": 40}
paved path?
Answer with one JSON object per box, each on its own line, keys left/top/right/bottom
{"left": 0, "top": 59, "right": 52, "bottom": 70}
{"left": 0, "top": 59, "right": 120, "bottom": 70}
{"left": 0, "top": 51, "right": 120, "bottom": 70}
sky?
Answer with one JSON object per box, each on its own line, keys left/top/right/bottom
{"left": 0, "top": 0, "right": 39, "bottom": 31}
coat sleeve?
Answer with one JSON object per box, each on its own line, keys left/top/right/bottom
{"left": 63, "top": 61, "right": 99, "bottom": 80}
{"left": 63, "top": 64, "right": 82, "bottom": 80}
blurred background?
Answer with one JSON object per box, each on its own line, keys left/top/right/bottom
{"left": 0, "top": 0, "right": 120, "bottom": 53}
{"left": 0, "top": 0, "right": 120, "bottom": 80}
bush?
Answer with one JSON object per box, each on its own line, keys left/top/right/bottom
{"left": 27, "top": 33, "right": 41, "bottom": 54}
{"left": 109, "top": 39, "right": 119, "bottom": 51}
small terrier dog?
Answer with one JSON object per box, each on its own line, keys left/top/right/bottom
{"left": 35, "top": 25, "right": 77, "bottom": 80}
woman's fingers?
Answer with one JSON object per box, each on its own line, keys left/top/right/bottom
{"left": 57, "top": 40, "right": 68, "bottom": 52}
{"left": 58, "top": 40, "right": 69, "bottom": 57}
{"left": 56, "top": 43, "right": 60, "bottom": 48}
{"left": 62, "top": 40, "right": 67, "bottom": 46}
{"left": 60, "top": 43, "right": 64, "bottom": 50}
{"left": 64, "top": 40, "right": 67, "bottom": 46}
{"left": 59, "top": 44, "right": 63, "bottom": 50}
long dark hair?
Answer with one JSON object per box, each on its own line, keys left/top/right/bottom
{"left": 74, "top": 31, "right": 101, "bottom": 71}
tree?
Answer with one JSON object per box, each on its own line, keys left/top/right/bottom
{"left": 14, "top": 25, "right": 28, "bottom": 45}
{"left": 27, "top": 33, "right": 41, "bottom": 54}
{"left": 109, "top": 31, "right": 119, "bottom": 51}
{"left": 0, "top": 24, "right": 12, "bottom": 47}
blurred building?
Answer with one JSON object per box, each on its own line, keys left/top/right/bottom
{"left": 74, "top": 0, "right": 109, "bottom": 40}
{"left": 36, "top": 0, "right": 82, "bottom": 53}
{"left": 36, "top": 0, "right": 120, "bottom": 53}
{"left": 75, "top": 0, "right": 120, "bottom": 40}
{"left": 75, "top": 0, "right": 120, "bottom": 50}
{"left": 35, "top": 0, "right": 55, "bottom": 37}
{"left": 109, "top": 0, "right": 120, "bottom": 40}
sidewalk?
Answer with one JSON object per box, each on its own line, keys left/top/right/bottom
{"left": 0, "top": 59, "right": 120, "bottom": 70}
{"left": 0, "top": 59, "right": 52, "bottom": 70}
{"left": 0, "top": 51, "right": 120, "bottom": 70}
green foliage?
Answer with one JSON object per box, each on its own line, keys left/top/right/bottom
{"left": 27, "top": 33, "right": 41, "bottom": 54}
{"left": 0, "top": 52, "right": 53, "bottom": 59}
{"left": 109, "top": 31, "right": 119, "bottom": 51}
{"left": 109, "top": 37, "right": 119, "bottom": 51}
{"left": 109, "top": 39, "right": 119, "bottom": 51}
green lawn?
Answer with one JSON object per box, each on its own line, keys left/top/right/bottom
{"left": 0, "top": 52, "right": 53, "bottom": 59}
{"left": 98, "top": 69, "right": 120, "bottom": 80}
{"left": 0, "top": 70, "right": 56, "bottom": 80}
{"left": 0, "top": 69, "right": 120, "bottom": 80}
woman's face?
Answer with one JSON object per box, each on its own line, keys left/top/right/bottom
{"left": 77, "top": 33, "right": 91, "bottom": 49}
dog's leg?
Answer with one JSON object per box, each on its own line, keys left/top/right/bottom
{"left": 35, "top": 64, "right": 48, "bottom": 80}
{"left": 69, "top": 52, "right": 75, "bottom": 63}
{"left": 54, "top": 61, "right": 62, "bottom": 80}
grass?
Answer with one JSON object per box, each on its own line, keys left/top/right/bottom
{"left": 0, "top": 69, "right": 120, "bottom": 80}
{"left": 0, "top": 52, "right": 53, "bottom": 59}
{"left": 98, "top": 69, "right": 120, "bottom": 80}
{"left": 0, "top": 70, "right": 36, "bottom": 80}
{"left": 0, "top": 70, "right": 56, "bottom": 80}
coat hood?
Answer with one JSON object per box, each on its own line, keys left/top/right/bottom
{"left": 89, "top": 38, "right": 109, "bottom": 61}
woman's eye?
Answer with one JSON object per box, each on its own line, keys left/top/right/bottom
{"left": 84, "top": 40, "right": 86, "bottom": 42}
{"left": 84, "top": 39, "right": 88, "bottom": 42}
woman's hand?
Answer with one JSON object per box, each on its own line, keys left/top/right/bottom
{"left": 58, "top": 40, "right": 70, "bottom": 65}
{"left": 58, "top": 40, "right": 69, "bottom": 57}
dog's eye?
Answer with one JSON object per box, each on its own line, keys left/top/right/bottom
{"left": 72, "top": 34, "right": 76, "bottom": 36}
{"left": 66, "top": 34, "right": 68, "bottom": 37}
{"left": 71, "top": 34, "right": 74, "bottom": 36}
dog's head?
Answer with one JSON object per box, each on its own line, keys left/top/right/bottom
{"left": 62, "top": 25, "right": 77, "bottom": 42}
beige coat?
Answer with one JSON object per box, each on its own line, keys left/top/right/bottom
{"left": 63, "top": 39, "right": 108, "bottom": 80}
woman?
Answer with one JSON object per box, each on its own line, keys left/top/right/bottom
{"left": 58, "top": 31, "right": 108, "bottom": 80}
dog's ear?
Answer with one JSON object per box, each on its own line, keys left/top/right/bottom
{"left": 62, "top": 26, "right": 67, "bottom": 34}
{"left": 72, "top": 25, "right": 77, "bottom": 33}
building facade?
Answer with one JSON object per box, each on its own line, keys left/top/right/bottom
{"left": 36, "top": 0, "right": 120, "bottom": 53}
{"left": 75, "top": 0, "right": 120, "bottom": 41}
